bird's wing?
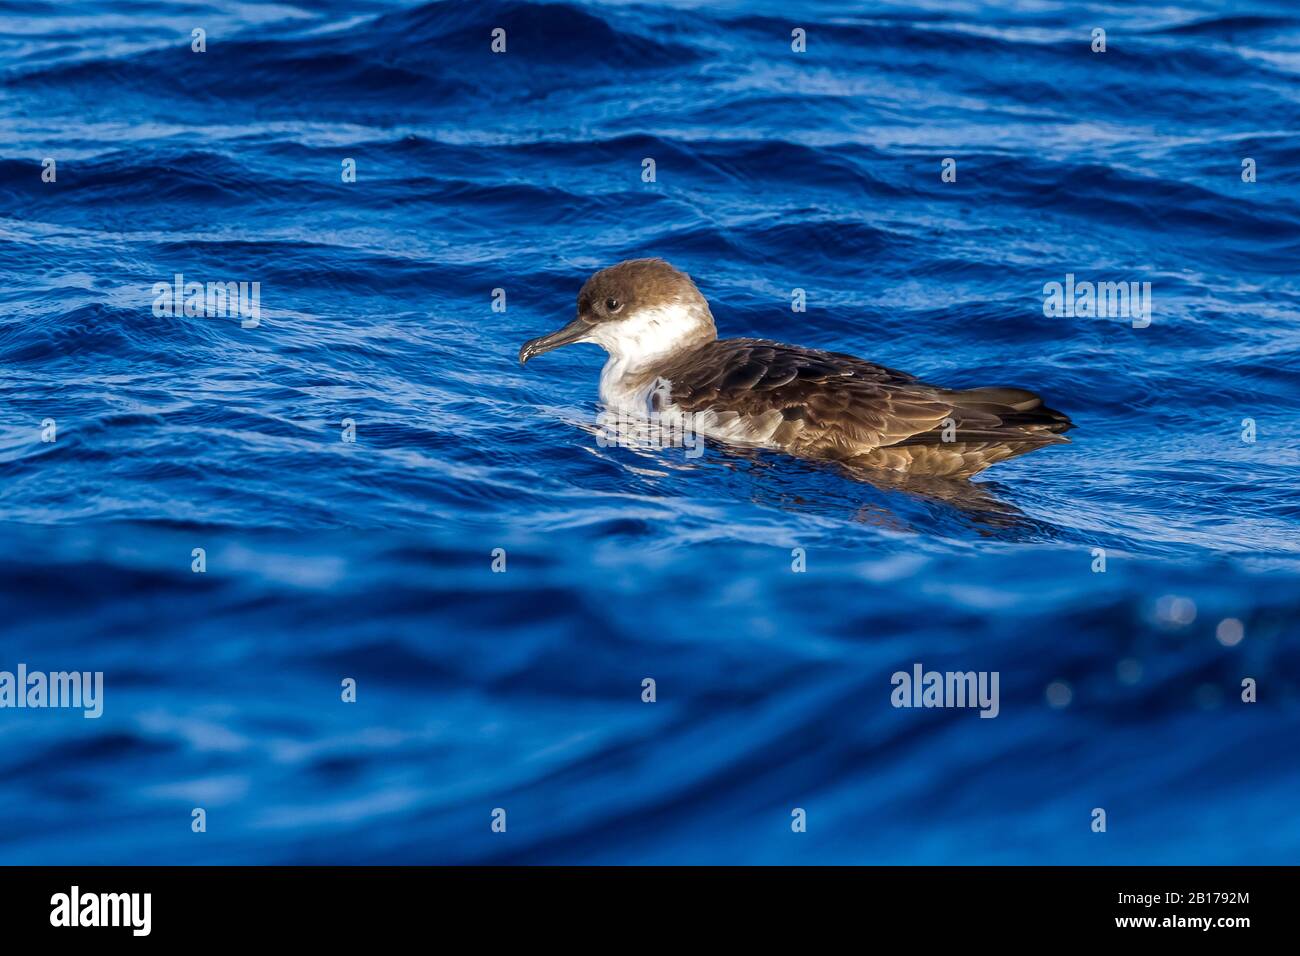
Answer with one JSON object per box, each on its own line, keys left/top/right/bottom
{"left": 658, "top": 339, "right": 1072, "bottom": 459}
{"left": 657, "top": 339, "right": 956, "bottom": 457}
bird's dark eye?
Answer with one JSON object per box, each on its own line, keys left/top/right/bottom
{"left": 605, "top": 297, "right": 622, "bottom": 313}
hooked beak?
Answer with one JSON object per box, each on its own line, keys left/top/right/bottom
{"left": 519, "top": 316, "right": 591, "bottom": 365}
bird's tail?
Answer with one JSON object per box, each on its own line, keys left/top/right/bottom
{"left": 883, "top": 386, "right": 1074, "bottom": 479}
{"left": 941, "top": 386, "right": 1074, "bottom": 442}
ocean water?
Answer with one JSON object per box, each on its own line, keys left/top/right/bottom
{"left": 1, "top": 0, "right": 1298, "bottom": 865}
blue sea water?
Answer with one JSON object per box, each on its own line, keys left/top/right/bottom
{"left": 1, "top": 0, "right": 1298, "bottom": 865}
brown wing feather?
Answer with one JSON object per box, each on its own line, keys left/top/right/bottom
{"left": 659, "top": 339, "right": 1072, "bottom": 462}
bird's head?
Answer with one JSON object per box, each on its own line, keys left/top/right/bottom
{"left": 519, "top": 258, "right": 716, "bottom": 369}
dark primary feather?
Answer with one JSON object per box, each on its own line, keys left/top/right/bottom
{"left": 656, "top": 338, "right": 1073, "bottom": 477}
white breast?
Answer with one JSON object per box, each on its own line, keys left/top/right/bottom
{"left": 598, "top": 359, "right": 786, "bottom": 448}
{"left": 598, "top": 356, "right": 654, "bottom": 412}
{"left": 588, "top": 301, "right": 785, "bottom": 449}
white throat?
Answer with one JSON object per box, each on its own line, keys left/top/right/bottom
{"left": 587, "top": 301, "right": 715, "bottom": 409}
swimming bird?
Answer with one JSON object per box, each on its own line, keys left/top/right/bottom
{"left": 519, "top": 258, "right": 1072, "bottom": 478}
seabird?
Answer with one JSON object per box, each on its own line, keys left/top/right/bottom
{"left": 519, "top": 258, "right": 1073, "bottom": 479}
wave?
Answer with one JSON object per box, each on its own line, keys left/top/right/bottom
{"left": 1148, "top": 14, "right": 1300, "bottom": 37}
{"left": 371, "top": 0, "right": 702, "bottom": 67}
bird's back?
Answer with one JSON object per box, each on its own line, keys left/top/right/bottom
{"left": 655, "top": 338, "right": 1072, "bottom": 478}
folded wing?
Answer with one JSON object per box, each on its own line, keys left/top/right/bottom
{"left": 658, "top": 339, "right": 1072, "bottom": 463}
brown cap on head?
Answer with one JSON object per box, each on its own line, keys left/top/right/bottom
{"left": 576, "top": 258, "right": 707, "bottom": 325}
{"left": 520, "top": 258, "right": 712, "bottom": 365}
